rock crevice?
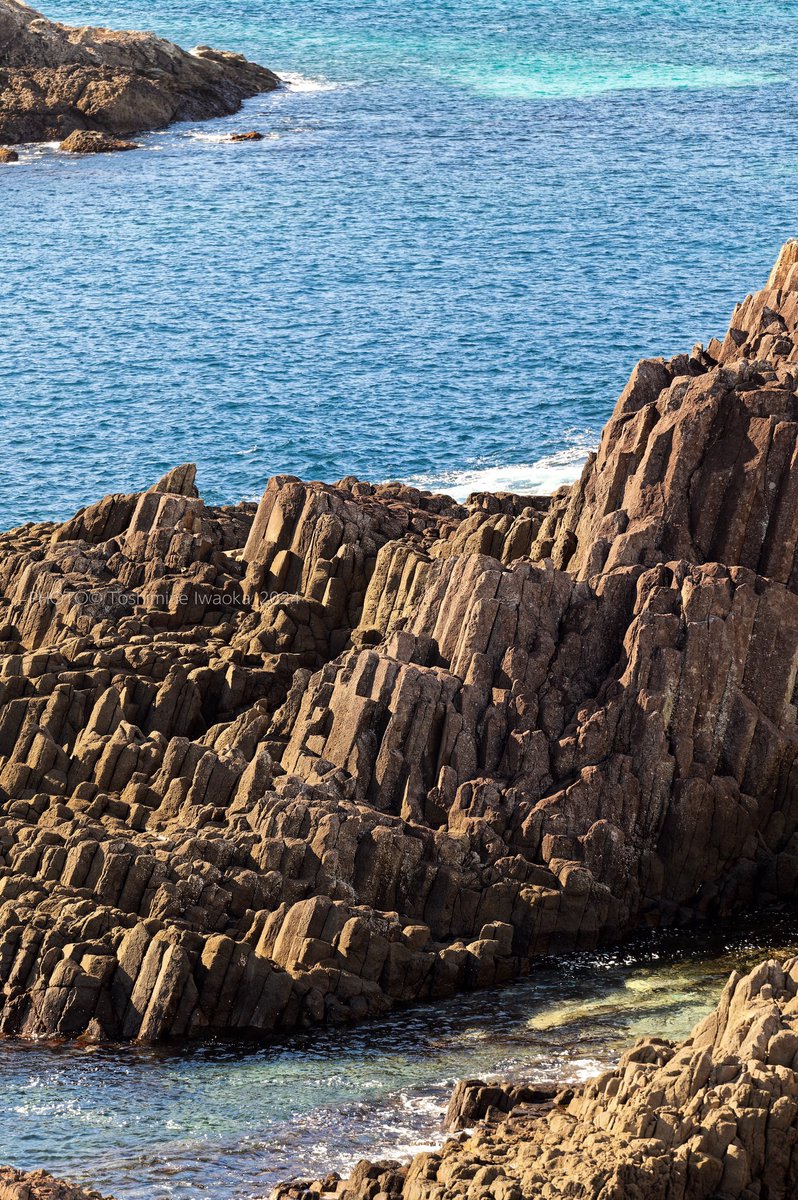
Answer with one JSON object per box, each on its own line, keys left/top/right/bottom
{"left": 0, "top": 252, "right": 795, "bottom": 1042}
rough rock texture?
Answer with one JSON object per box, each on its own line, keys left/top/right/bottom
{"left": 0, "top": 0, "right": 280, "bottom": 145}
{"left": 281, "top": 957, "right": 798, "bottom": 1200}
{"left": 59, "top": 130, "right": 137, "bottom": 153}
{"left": 0, "top": 250, "right": 796, "bottom": 1043}
{"left": 0, "top": 144, "right": 16, "bottom": 159}
{"left": 445, "top": 1079, "right": 559, "bottom": 1131}
{"left": 0, "top": 1168, "right": 107, "bottom": 1200}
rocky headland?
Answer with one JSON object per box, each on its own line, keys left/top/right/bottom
{"left": 0, "top": 245, "right": 797, "bottom": 1194}
{"left": 0, "top": 0, "right": 280, "bottom": 146}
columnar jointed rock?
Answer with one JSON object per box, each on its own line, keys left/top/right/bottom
{"left": 0, "top": 251, "right": 797, "bottom": 1044}
{"left": 0, "top": 0, "right": 281, "bottom": 146}
{"left": 280, "top": 958, "right": 798, "bottom": 1200}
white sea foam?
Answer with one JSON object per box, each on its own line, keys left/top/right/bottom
{"left": 186, "top": 130, "right": 279, "bottom": 144}
{"left": 403, "top": 439, "right": 597, "bottom": 503}
{"left": 186, "top": 131, "right": 232, "bottom": 143}
{"left": 281, "top": 72, "right": 349, "bottom": 92}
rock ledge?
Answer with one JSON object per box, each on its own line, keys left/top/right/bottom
{"left": 0, "top": 0, "right": 281, "bottom": 145}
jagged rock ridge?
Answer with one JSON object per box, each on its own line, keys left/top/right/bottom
{"left": 0, "top": 250, "right": 795, "bottom": 1042}
{"left": 0, "top": 0, "right": 280, "bottom": 145}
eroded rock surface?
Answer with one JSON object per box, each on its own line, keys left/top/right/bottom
{"left": 0, "top": 0, "right": 280, "bottom": 145}
{"left": 60, "top": 130, "right": 137, "bottom": 153}
{"left": 281, "top": 957, "right": 798, "bottom": 1200}
{"left": 0, "top": 1167, "right": 107, "bottom": 1200}
{"left": 0, "top": 250, "right": 796, "bottom": 1044}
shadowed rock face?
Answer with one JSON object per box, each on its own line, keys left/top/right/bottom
{"left": 9, "top": 956, "right": 798, "bottom": 1198}
{"left": 0, "top": 250, "right": 796, "bottom": 1046}
{"left": 546, "top": 243, "right": 798, "bottom": 585}
{"left": 0, "top": 0, "right": 280, "bottom": 145}
{"left": 284, "top": 957, "right": 798, "bottom": 1200}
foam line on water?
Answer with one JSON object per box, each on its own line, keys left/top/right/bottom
{"left": 281, "top": 72, "right": 350, "bottom": 92}
{"left": 403, "top": 442, "right": 596, "bottom": 503}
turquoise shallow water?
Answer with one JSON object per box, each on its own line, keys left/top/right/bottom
{"left": 2, "top": 0, "right": 798, "bottom": 526}
{"left": 1, "top": 918, "right": 797, "bottom": 1199}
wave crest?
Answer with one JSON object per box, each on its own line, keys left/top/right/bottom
{"left": 403, "top": 440, "right": 596, "bottom": 503}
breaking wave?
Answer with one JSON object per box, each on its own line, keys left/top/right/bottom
{"left": 403, "top": 438, "right": 597, "bottom": 503}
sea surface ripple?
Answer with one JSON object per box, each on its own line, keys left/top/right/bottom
{"left": 2, "top": 1, "right": 798, "bottom": 525}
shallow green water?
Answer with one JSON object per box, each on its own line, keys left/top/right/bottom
{"left": 1, "top": 916, "right": 796, "bottom": 1199}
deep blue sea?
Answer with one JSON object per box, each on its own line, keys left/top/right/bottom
{"left": 2, "top": 0, "right": 798, "bottom": 528}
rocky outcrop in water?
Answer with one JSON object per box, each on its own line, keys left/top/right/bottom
{"left": 59, "top": 130, "right": 138, "bottom": 153}
{"left": 0, "top": 250, "right": 796, "bottom": 1042}
{"left": 0, "top": 0, "right": 280, "bottom": 146}
{"left": 280, "top": 956, "right": 798, "bottom": 1200}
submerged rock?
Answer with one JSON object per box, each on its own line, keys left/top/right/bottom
{"left": 288, "top": 956, "right": 798, "bottom": 1200}
{"left": 0, "top": 0, "right": 281, "bottom": 145}
{"left": 0, "top": 249, "right": 795, "bottom": 1047}
{"left": 60, "top": 130, "right": 138, "bottom": 154}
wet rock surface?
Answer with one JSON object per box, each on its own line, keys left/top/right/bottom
{"left": 0, "top": 249, "right": 795, "bottom": 1050}
{"left": 0, "top": 0, "right": 280, "bottom": 146}
{"left": 284, "top": 957, "right": 798, "bottom": 1200}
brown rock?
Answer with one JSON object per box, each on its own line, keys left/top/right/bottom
{"left": 0, "top": 0, "right": 281, "bottom": 145}
{"left": 60, "top": 130, "right": 138, "bottom": 153}
{"left": 0, "top": 1166, "right": 108, "bottom": 1199}
{"left": 0, "top": 146, "right": 17, "bottom": 161}
{"left": 231, "top": 130, "right": 264, "bottom": 141}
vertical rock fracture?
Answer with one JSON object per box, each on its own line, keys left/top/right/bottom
{"left": 0, "top": 251, "right": 796, "bottom": 1042}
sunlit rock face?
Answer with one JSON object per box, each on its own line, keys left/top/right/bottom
{"left": 0, "top": 0, "right": 280, "bottom": 145}
{"left": 290, "top": 956, "right": 798, "bottom": 1200}
{"left": 0, "top": 250, "right": 796, "bottom": 1044}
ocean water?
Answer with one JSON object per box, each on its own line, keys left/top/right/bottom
{"left": 2, "top": 0, "right": 798, "bottom": 526}
{"left": 3, "top": 7, "right": 798, "bottom": 1192}
{"left": 2, "top": 917, "right": 797, "bottom": 1199}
